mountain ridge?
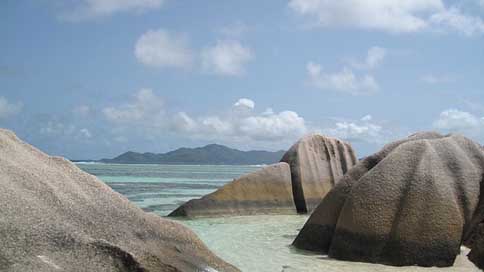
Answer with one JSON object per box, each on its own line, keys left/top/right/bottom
{"left": 99, "top": 144, "right": 286, "bottom": 165}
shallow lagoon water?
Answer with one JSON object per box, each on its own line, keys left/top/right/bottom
{"left": 78, "top": 163, "right": 479, "bottom": 272}
{"left": 182, "top": 215, "right": 477, "bottom": 272}
{"left": 78, "top": 163, "right": 258, "bottom": 213}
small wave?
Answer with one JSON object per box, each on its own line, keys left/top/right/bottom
{"left": 74, "top": 161, "right": 101, "bottom": 164}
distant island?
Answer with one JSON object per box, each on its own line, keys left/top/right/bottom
{"left": 97, "top": 144, "right": 286, "bottom": 165}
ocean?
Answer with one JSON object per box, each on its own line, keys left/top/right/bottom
{"left": 77, "top": 163, "right": 478, "bottom": 272}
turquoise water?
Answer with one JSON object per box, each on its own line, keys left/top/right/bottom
{"left": 77, "top": 163, "right": 479, "bottom": 272}
{"left": 78, "top": 163, "right": 260, "bottom": 215}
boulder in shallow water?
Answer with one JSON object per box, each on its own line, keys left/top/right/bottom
{"left": 468, "top": 223, "right": 484, "bottom": 270}
{"left": 293, "top": 132, "right": 484, "bottom": 267}
{"left": 280, "top": 134, "right": 357, "bottom": 213}
{"left": 0, "top": 129, "right": 238, "bottom": 272}
{"left": 169, "top": 162, "right": 296, "bottom": 218}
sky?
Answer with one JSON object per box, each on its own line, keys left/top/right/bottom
{"left": 1, "top": 0, "right": 484, "bottom": 159}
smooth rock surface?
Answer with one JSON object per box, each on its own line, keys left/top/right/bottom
{"left": 293, "top": 132, "right": 484, "bottom": 268}
{"left": 0, "top": 129, "right": 238, "bottom": 272}
{"left": 280, "top": 134, "right": 357, "bottom": 213}
{"left": 169, "top": 162, "right": 296, "bottom": 217}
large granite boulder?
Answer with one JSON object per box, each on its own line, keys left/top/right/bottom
{"left": 293, "top": 132, "right": 484, "bottom": 267}
{"left": 169, "top": 162, "right": 295, "bottom": 217}
{"left": 0, "top": 129, "right": 238, "bottom": 272}
{"left": 281, "top": 134, "right": 357, "bottom": 213}
{"left": 468, "top": 224, "right": 484, "bottom": 270}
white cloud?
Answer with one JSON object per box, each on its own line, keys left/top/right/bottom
{"left": 84, "top": 88, "right": 405, "bottom": 149}
{"left": 234, "top": 98, "right": 255, "bottom": 110}
{"left": 430, "top": 8, "right": 484, "bottom": 36}
{"left": 433, "top": 109, "right": 483, "bottom": 131}
{"left": 262, "top": 108, "right": 274, "bottom": 115}
{"left": 421, "top": 74, "right": 455, "bottom": 84}
{"left": 173, "top": 98, "right": 308, "bottom": 143}
{"left": 100, "top": 91, "right": 398, "bottom": 148}
{"left": 200, "top": 116, "right": 235, "bottom": 135}
{"left": 288, "top": 0, "right": 484, "bottom": 36}
{"left": 60, "top": 0, "right": 164, "bottom": 21}
{"left": 39, "top": 120, "right": 92, "bottom": 140}
{"left": 307, "top": 62, "right": 379, "bottom": 95}
{"left": 323, "top": 115, "right": 386, "bottom": 144}
{"left": 103, "top": 88, "right": 165, "bottom": 123}
{"left": 289, "top": 0, "right": 444, "bottom": 33}
{"left": 361, "top": 114, "right": 373, "bottom": 122}
{"left": 201, "top": 40, "right": 253, "bottom": 76}
{"left": 0, "top": 97, "right": 22, "bottom": 120}
{"left": 135, "top": 29, "right": 193, "bottom": 69}
{"left": 101, "top": 91, "right": 297, "bottom": 144}
{"left": 365, "top": 46, "right": 387, "bottom": 69}
{"left": 307, "top": 47, "right": 384, "bottom": 95}
{"left": 480, "top": 0, "right": 484, "bottom": 8}
{"left": 238, "top": 111, "right": 307, "bottom": 141}
{"left": 40, "top": 121, "right": 75, "bottom": 136}
{"left": 172, "top": 111, "right": 198, "bottom": 132}
{"left": 349, "top": 46, "right": 387, "bottom": 70}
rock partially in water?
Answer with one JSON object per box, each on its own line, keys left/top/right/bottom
{"left": 468, "top": 224, "right": 484, "bottom": 270}
{"left": 281, "top": 134, "right": 357, "bottom": 213}
{"left": 465, "top": 183, "right": 484, "bottom": 270}
{"left": 293, "top": 132, "right": 484, "bottom": 268}
{"left": 0, "top": 129, "right": 238, "bottom": 272}
{"left": 169, "top": 162, "right": 296, "bottom": 217}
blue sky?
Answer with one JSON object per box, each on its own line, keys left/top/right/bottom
{"left": 1, "top": 0, "right": 484, "bottom": 159}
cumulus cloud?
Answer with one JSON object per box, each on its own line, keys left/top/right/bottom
{"left": 0, "top": 97, "right": 22, "bottom": 120}
{"left": 99, "top": 89, "right": 401, "bottom": 149}
{"left": 233, "top": 98, "right": 255, "bottom": 110}
{"left": 135, "top": 29, "right": 193, "bottom": 69}
{"left": 289, "top": 0, "right": 443, "bottom": 32}
{"left": 307, "top": 46, "right": 385, "bottom": 95}
{"left": 134, "top": 25, "right": 254, "bottom": 75}
{"left": 429, "top": 8, "right": 484, "bottom": 36}
{"left": 289, "top": 0, "right": 484, "bottom": 36}
{"left": 101, "top": 91, "right": 306, "bottom": 145}
{"left": 433, "top": 109, "right": 484, "bottom": 131}
{"left": 201, "top": 40, "right": 253, "bottom": 76}
{"left": 103, "top": 88, "right": 165, "bottom": 124}
{"left": 366, "top": 47, "right": 386, "bottom": 69}
{"left": 60, "top": 0, "right": 164, "bottom": 21}
{"left": 323, "top": 115, "right": 387, "bottom": 144}
{"left": 349, "top": 46, "right": 387, "bottom": 70}
{"left": 307, "top": 62, "right": 379, "bottom": 95}
{"left": 39, "top": 119, "right": 92, "bottom": 140}
{"left": 238, "top": 111, "right": 307, "bottom": 141}
{"left": 172, "top": 111, "right": 198, "bottom": 132}
{"left": 40, "top": 121, "right": 76, "bottom": 136}
{"left": 171, "top": 99, "right": 307, "bottom": 143}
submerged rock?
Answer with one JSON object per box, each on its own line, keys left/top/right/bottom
{"left": 281, "top": 134, "right": 357, "bottom": 213}
{"left": 0, "top": 129, "right": 238, "bottom": 272}
{"left": 169, "top": 162, "right": 296, "bottom": 217}
{"left": 293, "top": 132, "right": 484, "bottom": 267}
